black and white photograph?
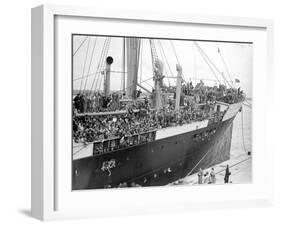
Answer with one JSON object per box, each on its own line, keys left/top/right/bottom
{"left": 72, "top": 35, "right": 252, "bottom": 190}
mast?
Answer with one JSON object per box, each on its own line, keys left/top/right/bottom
{"left": 150, "top": 39, "right": 164, "bottom": 111}
{"left": 126, "top": 38, "right": 141, "bottom": 99}
{"left": 154, "top": 72, "right": 162, "bottom": 111}
{"left": 175, "top": 64, "right": 183, "bottom": 111}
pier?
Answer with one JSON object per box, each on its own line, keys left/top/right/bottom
{"left": 170, "top": 154, "right": 252, "bottom": 186}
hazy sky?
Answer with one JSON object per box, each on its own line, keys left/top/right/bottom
{"left": 73, "top": 35, "right": 253, "bottom": 97}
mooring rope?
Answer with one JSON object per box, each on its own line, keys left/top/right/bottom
{"left": 186, "top": 147, "right": 213, "bottom": 177}
{"left": 241, "top": 107, "right": 249, "bottom": 154}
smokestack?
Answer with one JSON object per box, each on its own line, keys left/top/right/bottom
{"left": 104, "top": 56, "right": 113, "bottom": 96}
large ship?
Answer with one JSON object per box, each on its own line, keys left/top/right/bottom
{"left": 72, "top": 37, "right": 244, "bottom": 190}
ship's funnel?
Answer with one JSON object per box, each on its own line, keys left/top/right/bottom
{"left": 104, "top": 56, "right": 114, "bottom": 96}
{"left": 106, "top": 56, "right": 114, "bottom": 65}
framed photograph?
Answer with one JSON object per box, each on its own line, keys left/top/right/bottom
{"left": 31, "top": 4, "right": 274, "bottom": 221}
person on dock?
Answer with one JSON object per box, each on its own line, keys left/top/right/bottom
{"left": 197, "top": 168, "right": 203, "bottom": 184}
{"left": 203, "top": 171, "right": 210, "bottom": 184}
{"left": 210, "top": 168, "right": 216, "bottom": 184}
{"left": 224, "top": 165, "right": 231, "bottom": 183}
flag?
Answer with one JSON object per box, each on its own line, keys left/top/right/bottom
{"left": 235, "top": 78, "right": 240, "bottom": 83}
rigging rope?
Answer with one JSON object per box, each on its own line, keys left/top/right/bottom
{"left": 73, "top": 36, "right": 88, "bottom": 56}
{"left": 74, "top": 71, "right": 126, "bottom": 82}
{"left": 79, "top": 37, "right": 91, "bottom": 93}
{"left": 121, "top": 38, "right": 126, "bottom": 92}
{"left": 159, "top": 41, "right": 175, "bottom": 85}
{"left": 192, "top": 43, "right": 197, "bottom": 81}
{"left": 157, "top": 40, "right": 171, "bottom": 86}
{"left": 74, "top": 71, "right": 102, "bottom": 82}
{"left": 170, "top": 40, "right": 180, "bottom": 65}
{"left": 217, "top": 45, "right": 234, "bottom": 86}
{"left": 142, "top": 80, "right": 154, "bottom": 88}
{"left": 83, "top": 37, "right": 97, "bottom": 93}
{"left": 115, "top": 76, "right": 154, "bottom": 93}
{"left": 89, "top": 38, "right": 108, "bottom": 94}
{"left": 195, "top": 42, "right": 231, "bottom": 87}
{"left": 193, "top": 42, "right": 222, "bottom": 85}
{"left": 170, "top": 41, "right": 187, "bottom": 84}
{"left": 96, "top": 38, "right": 110, "bottom": 91}
{"left": 96, "top": 38, "right": 111, "bottom": 92}
{"left": 149, "top": 39, "right": 159, "bottom": 73}
{"left": 139, "top": 40, "right": 143, "bottom": 83}
{"left": 89, "top": 39, "right": 106, "bottom": 93}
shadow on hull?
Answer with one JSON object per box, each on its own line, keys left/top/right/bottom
{"left": 72, "top": 117, "right": 234, "bottom": 190}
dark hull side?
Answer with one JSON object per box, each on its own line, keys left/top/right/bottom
{"left": 72, "top": 117, "right": 234, "bottom": 190}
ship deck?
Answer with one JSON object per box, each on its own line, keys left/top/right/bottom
{"left": 72, "top": 119, "right": 209, "bottom": 161}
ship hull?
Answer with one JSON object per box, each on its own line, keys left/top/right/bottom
{"left": 72, "top": 115, "right": 235, "bottom": 190}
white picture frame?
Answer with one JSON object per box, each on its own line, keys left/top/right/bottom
{"left": 31, "top": 4, "right": 274, "bottom": 221}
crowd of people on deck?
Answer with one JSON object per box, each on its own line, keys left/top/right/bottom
{"left": 73, "top": 81, "right": 244, "bottom": 114}
{"left": 73, "top": 109, "right": 157, "bottom": 144}
{"left": 73, "top": 102, "right": 223, "bottom": 145}
{"left": 72, "top": 82, "right": 243, "bottom": 145}
{"left": 73, "top": 92, "right": 124, "bottom": 114}
{"left": 180, "top": 81, "right": 245, "bottom": 104}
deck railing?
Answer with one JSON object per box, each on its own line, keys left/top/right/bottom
{"left": 92, "top": 130, "right": 157, "bottom": 155}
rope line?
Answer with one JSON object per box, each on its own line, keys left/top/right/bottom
{"left": 159, "top": 41, "right": 175, "bottom": 85}
{"left": 194, "top": 42, "right": 221, "bottom": 84}
{"left": 186, "top": 146, "right": 213, "bottom": 177}
{"left": 73, "top": 145, "right": 88, "bottom": 156}
{"left": 213, "top": 156, "right": 251, "bottom": 176}
{"left": 121, "top": 37, "right": 126, "bottom": 92}
{"left": 113, "top": 76, "right": 154, "bottom": 94}
{"left": 170, "top": 40, "right": 180, "bottom": 65}
{"left": 93, "top": 38, "right": 108, "bottom": 92}
{"left": 74, "top": 70, "right": 127, "bottom": 82}
{"left": 192, "top": 43, "right": 197, "bottom": 81}
{"left": 74, "top": 71, "right": 102, "bottom": 82}
{"left": 89, "top": 38, "right": 108, "bottom": 93}
{"left": 195, "top": 42, "right": 232, "bottom": 88}
{"left": 243, "top": 102, "right": 252, "bottom": 109}
{"left": 94, "top": 38, "right": 109, "bottom": 92}
{"left": 217, "top": 45, "right": 233, "bottom": 85}
{"left": 97, "top": 38, "right": 111, "bottom": 92}
{"left": 139, "top": 40, "right": 143, "bottom": 83}
{"left": 157, "top": 40, "right": 171, "bottom": 86}
{"left": 79, "top": 37, "right": 91, "bottom": 92}
{"left": 241, "top": 107, "right": 249, "bottom": 154}
{"left": 73, "top": 36, "right": 88, "bottom": 56}
{"left": 83, "top": 37, "right": 97, "bottom": 92}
